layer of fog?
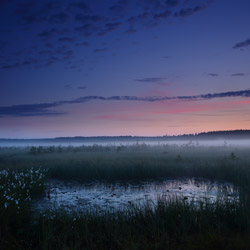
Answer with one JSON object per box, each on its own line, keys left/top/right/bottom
{"left": 1, "top": 139, "right": 250, "bottom": 148}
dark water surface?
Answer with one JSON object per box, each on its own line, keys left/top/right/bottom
{"left": 33, "top": 178, "right": 238, "bottom": 212}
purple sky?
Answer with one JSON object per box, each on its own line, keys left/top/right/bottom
{"left": 0, "top": 0, "right": 250, "bottom": 138}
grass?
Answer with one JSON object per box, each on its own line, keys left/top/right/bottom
{"left": 0, "top": 167, "right": 47, "bottom": 248}
{"left": 1, "top": 143, "right": 250, "bottom": 185}
{"left": 2, "top": 198, "right": 250, "bottom": 249}
{"left": 1, "top": 143, "right": 250, "bottom": 249}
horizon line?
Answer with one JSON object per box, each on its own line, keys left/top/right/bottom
{"left": 1, "top": 129, "right": 250, "bottom": 140}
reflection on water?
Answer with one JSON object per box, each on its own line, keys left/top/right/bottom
{"left": 33, "top": 178, "right": 238, "bottom": 212}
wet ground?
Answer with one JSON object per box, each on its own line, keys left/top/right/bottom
{"left": 33, "top": 178, "right": 238, "bottom": 212}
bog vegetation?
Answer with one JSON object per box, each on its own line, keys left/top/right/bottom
{"left": 0, "top": 143, "right": 250, "bottom": 249}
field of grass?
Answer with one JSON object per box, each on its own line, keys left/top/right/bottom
{"left": 1, "top": 143, "right": 250, "bottom": 249}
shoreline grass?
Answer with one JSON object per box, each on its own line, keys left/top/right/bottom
{"left": 1, "top": 197, "right": 250, "bottom": 250}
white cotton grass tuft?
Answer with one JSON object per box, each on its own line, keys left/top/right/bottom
{"left": 0, "top": 167, "right": 47, "bottom": 211}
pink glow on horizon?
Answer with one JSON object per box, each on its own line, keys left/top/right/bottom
{"left": 90, "top": 97, "right": 250, "bottom": 121}
{"left": 1, "top": 97, "right": 250, "bottom": 138}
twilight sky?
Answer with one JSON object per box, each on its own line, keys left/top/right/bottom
{"left": 0, "top": 0, "right": 250, "bottom": 138}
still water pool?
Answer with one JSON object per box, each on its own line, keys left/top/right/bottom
{"left": 33, "top": 178, "right": 238, "bottom": 212}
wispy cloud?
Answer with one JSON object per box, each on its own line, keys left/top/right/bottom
{"left": 154, "top": 10, "right": 171, "bottom": 20}
{"left": 93, "top": 48, "right": 108, "bottom": 53}
{"left": 208, "top": 73, "right": 219, "bottom": 77}
{"left": 98, "top": 22, "right": 122, "bottom": 36}
{"left": 135, "top": 77, "right": 165, "bottom": 82}
{"left": 75, "top": 41, "right": 90, "bottom": 47}
{"left": 174, "top": 6, "right": 203, "bottom": 17}
{"left": 58, "top": 37, "right": 75, "bottom": 43}
{"left": 1, "top": 89, "right": 250, "bottom": 117}
{"left": 49, "top": 12, "right": 69, "bottom": 24}
{"left": 109, "top": 5, "right": 125, "bottom": 12}
{"left": 0, "top": 0, "right": 214, "bottom": 71}
{"left": 233, "top": 38, "right": 250, "bottom": 49}
{"left": 231, "top": 73, "right": 245, "bottom": 77}
{"left": 39, "top": 28, "right": 69, "bottom": 38}
{"left": 69, "top": 2, "right": 89, "bottom": 11}
{"left": 75, "top": 14, "right": 103, "bottom": 23}
{"left": 78, "top": 86, "right": 87, "bottom": 90}
{"left": 0, "top": 103, "right": 66, "bottom": 117}
{"left": 166, "top": 0, "right": 179, "bottom": 7}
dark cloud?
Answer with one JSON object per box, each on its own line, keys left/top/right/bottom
{"left": 49, "top": 12, "right": 69, "bottom": 24}
{"left": 127, "top": 12, "right": 149, "bottom": 25}
{"left": 21, "top": 10, "right": 69, "bottom": 25}
{"left": 58, "top": 37, "right": 75, "bottom": 43}
{"left": 110, "top": 5, "right": 124, "bottom": 12}
{"left": 39, "top": 50, "right": 52, "bottom": 55}
{"left": 22, "top": 15, "right": 40, "bottom": 24}
{"left": 1, "top": 58, "right": 41, "bottom": 69}
{"left": 75, "top": 24, "right": 99, "bottom": 36}
{"left": 208, "top": 73, "right": 219, "bottom": 77}
{"left": 75, "top": 41, "right": 90, "bottom": 47}
{"left": 139, "top": 0, "right": 165, "bottom": 11}
{"left": 135, "top": 77, "right": 165, "bottom": 82}
{"left": 1, "top": 89, "right": 250, "bottom": 117}
{"left": 78, "top": 86, "right": 87, "bottom": 90}
{"left": 69, "top": 2, "right": 89, "bottom": 10}
{"left": 175, "top": 6, "right": 203, "bottom": 17}
{"left": 1, "top": 0, "right": 213, "bottom": 71}
{"left": 105, "top": 22, "right": 122, "bottom": 31}
{"left": 98, "top": 22, "right": 122, "bottom": 36}
{"left": 231, "top": 73, "right": 245, "bottom": 77}
{"left": 44, "top": 43, "right": 53, "bottom": 48}
{"left": 233, "top": 38, "right": 250, "bottom": 49}
{"left": 154, "top": 10, "right": 171, "bottom": 19}
{"left": 22, "top": 59, "right": 38, "bottom": 66}
{"left": 44, "top": 59, "right": 56, "bottom": 66}
{"left": 75, "top": 14, "right": 103, "bottom": 23}
{"left": 126, "top": 11, "right": 151, "bottom": 32}
{"left": 93, "top": 48, "right": 108, "bottom": 53}
{"left": 123, "top": 0, "right": 208, "bottom": 33}
{"left": 39, "top": 28, "right": 57, "bottom": 38}
{"left": 1, "top": 44, "right": 75, "bottom": 70}
{"left": 166, "top": 0, "right": 179, "bottom": 7}
{"left": 1, "top": 63, "right": 20, "bottom": 69}
{"left": 46, "top": 1, "right": 61, "bottom": 11}
{"left": 15, "top": 2, "right": 36, "bottom": 15}
{"left": 55, "top": 47, "right": 73, "bottom": 56}
{"left": 1, "top": 89, "right": 249, "bottom": 117}
{"left": 125, "top": 26, "right": 137, "bottom": 34}
{"left": 39, "top": 28, "right": 69, "bottom": 38}
{"left": 0, "top": 103, "right": 65, "bottom": 117}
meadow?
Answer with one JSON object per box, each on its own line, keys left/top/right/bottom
{"left": 1, "top": 142, "right": 250, "bottom": 249}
